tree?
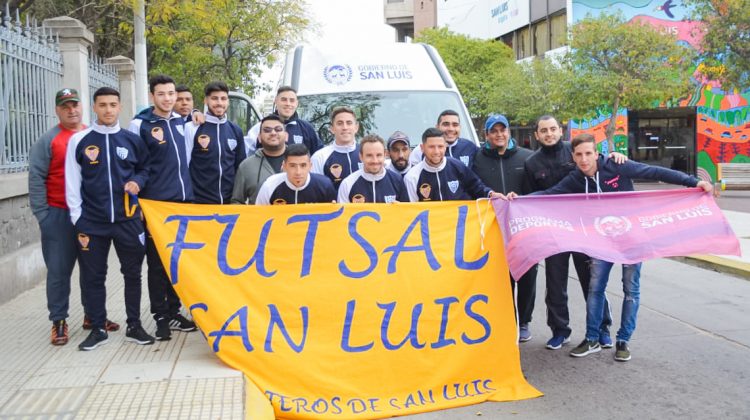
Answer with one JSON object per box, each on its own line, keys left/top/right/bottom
{"left": 414, "top": 27, "right": 514, "bottom": 123}
{"left": 566, "top": 12, "right": 696, "bottom": 151}
{"left": 683, "top": 0, "right": 750, "bottom": 90}
{"left": 145, "top": 0, "right": 309, "bottom": 100}
{"left": 491, "top": 58, "right": 576, "bottom": 126}
{"left": 15, "top": 0, "right": 309, "bottom": 100}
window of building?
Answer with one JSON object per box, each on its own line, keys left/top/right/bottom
{"left": 517, "top": 27, "right": 531, "bottom": 59}
{"left": 532, "top": 20, "right": 549, "bottom": 56}
{"left": 550, "top": 13, "right": 567, "bottom": 49}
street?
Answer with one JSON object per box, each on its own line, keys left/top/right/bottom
{"left": 406, "top": 254, "right": 750, "bottom": 419}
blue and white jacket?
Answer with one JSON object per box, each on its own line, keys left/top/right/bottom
{"left": 404, "top": 156, "right": 492, "bottom": 202}
{"left": 65, "top": 121, "right": 148, "bottom": 227}
{"left": 245, "top": 111, "right": 324, "bottom": 156}
{"left": 337, "top": 168, "right": 409, "bottom": 203}
{"left": 185, "top": 113, "right": 246, "bottom": 204}
{"left": 255, "top": 172, "right": 336, "bottom": 205}
{"left": 537, "top": 155, "right": 700, "bottom": 195}
{"left": 409, "top": 137, "right": 478, "bottom": 168}
{"left": 128, "top": 108, "right": 193, "bottom": 202}
{"left": 311, "top": 142, "right": 361, "bottom": 191}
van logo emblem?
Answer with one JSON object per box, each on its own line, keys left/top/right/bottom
{"left": 323, "top": 64, "right": 353, "bottom": 86}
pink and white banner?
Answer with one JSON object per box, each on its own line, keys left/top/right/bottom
{"left": 491, "top": 189, "right": 741, "bottom": 280}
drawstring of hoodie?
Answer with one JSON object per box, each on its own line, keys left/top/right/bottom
{"left": 584, "top": 172, "right": 603, "bottom": 197}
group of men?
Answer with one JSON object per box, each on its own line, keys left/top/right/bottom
{"left": 31, "top": 75, "right": 711, "bottom": 363}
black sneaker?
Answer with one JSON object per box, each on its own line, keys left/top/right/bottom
{"left": 570, "top": 339, "right": 601, "bottom": 358}
{"left": 155, "top": 316, "right": 171, "bottom": 341}
{"left": 125, "top": 325, "right": 156, "bottom": 345}
{"left": 169, "top": 314, "right": 197, "bottom": 332}
{"left": 79, "top": 328, "right": 108, "bottom": 351}
{"left": 615, "top": 341, "right": 631, "bottom": 362}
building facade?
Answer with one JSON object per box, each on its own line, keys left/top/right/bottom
{"left": 385, "top": 0, "right": 750, "bottom": 182}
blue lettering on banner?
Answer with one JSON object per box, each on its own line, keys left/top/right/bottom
{"left": 263, "top": 379, "right": 495, "bottom": 414}
{"left": 165, "top": 207, "right": 490, "bottom": 283}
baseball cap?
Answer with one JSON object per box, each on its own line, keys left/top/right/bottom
{"left": 387, "top": 131, "right": 410, "bottom": 149}
{"left": 484, "top": 114, "right": 509, "bottom": 132}
{"left": 55, "top": 88, "right": 80, "bottom": 106}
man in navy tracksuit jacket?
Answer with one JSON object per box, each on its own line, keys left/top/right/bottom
{"left": 405, "top": 128, "right": 501, "bottom": 202}
{"left": 186, "top": 81, "right": 246, "bottom": 204}
{"left": 65, "top": 87, "right": 154, "bottom": 350}
{"left": 409, "top": 109, "right": 478, "bottom": 168}
{"left": 256, "top": 144, "right": 336, "bottom": 205}
{"left": 312, "top": 106, "right": 360, "bottom": 191}
{"left": 524, "top": 133, "right": 712, "bottom": 361}
{"left": 338, "top": 135, "right": 409, "bottom": 203}
{"left": 245, "top": 86, "right": 323, "bottom": 156}
{"left": 128, "top": 75, "right": 196, "bottom": 341}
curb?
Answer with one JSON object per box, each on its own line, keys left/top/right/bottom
{"left": 670, "top": 255, "right": 750, "bottom": 280}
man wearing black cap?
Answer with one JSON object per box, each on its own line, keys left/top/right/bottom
{"left": 385, "top": 130, "right": 412, "bottom": 176}
{"left": 29, "top": 88, "right": 120, "bottom": 345}
{"left": 471, "top": 114, "right": 537, "bottom": 343}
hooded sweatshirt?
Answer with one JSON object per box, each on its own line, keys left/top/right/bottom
{"left": 471, "top": 138, "right": 533, "bottom": 195}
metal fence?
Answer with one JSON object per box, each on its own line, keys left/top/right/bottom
{"left": 0, "top": 8, "right": 63, "bottom": 174}
{"left": 88, "top": 55, "right": 118, "bottom": 117}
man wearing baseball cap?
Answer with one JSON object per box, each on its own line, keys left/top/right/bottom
{"left": 471, "top": 114, "right": 537, "bottom": 343}
{"left": 385, "top": 130, "right": 412, "bottom": 176}
{"left": 29, "top": 88, "right": 120, "bottom": 345}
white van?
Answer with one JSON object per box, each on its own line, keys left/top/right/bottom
{"left": 279, "top": 42, "right": 478, "bottom": 147}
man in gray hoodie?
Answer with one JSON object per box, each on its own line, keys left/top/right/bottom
{"left": 232, "top": 115, "right": 287, "bottom": 204}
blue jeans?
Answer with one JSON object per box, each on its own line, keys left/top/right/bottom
{"left": 586, "top": 259, "right": 642, "bottom": 343}
{"left": 39, "top": 206, "right": 83, "bottom": 321}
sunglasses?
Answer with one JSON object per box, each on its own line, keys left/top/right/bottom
{"left": 262, "top": 126, "right": 285, "bottom": 133}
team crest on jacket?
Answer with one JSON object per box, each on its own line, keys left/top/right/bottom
{"left": 227, "top": 138, "right": 238, "bottom": 151}
{"left": 384, "top": 195, "right": 396, "bottom": 203}
{"left": 460, "top": 156, "right": 469, "bottom": 166}
{"left": 447, "top": 180, "right": 459, "bottom": 194}
{"left": 419, "top": 183, "right": 432, "bottom": 199}
{"left": 85, "top": 145, "right": 99, "bottom": 163}
{"left": 77, "top": 233, "right": 90, "bottom": 250}
{"left": 198, "top": 134, "right": 211, "bottom": 150}
{"left": 330, "top": 164, "right": 343, "bottom": 179}
{"left": 116, "top": 147, "right": 129, "bottom": 160}
{"left": 151, "top": 127, "right": 165, "bottom": 143}
{"left": 272, "top": 198, "right": 287, "bottom": 205}
{"left": 352, "top": 194, "right": 366, "bottom": 203}
{"left": 293, "top": 135, "right": 303, "bottom": 144}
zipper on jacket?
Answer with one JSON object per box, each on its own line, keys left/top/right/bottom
{"left": 164, "top": 117, "right": 187, "bottom": 201}
{"left": 105, "top": 133, "right": 115, "bottom": 223}
{"left": 217, "top": 124, "right": 223, "bottom": 204}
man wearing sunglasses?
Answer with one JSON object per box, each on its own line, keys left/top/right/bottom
{"left": 232, "top": 115, "right": 288, "bottom": 204}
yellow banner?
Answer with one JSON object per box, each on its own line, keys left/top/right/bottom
{"left": 141, "top": 199, "right": 541, "bottom": 419}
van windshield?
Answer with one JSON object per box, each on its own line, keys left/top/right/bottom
{"left": 295, "top": 91, "right": 477, "bottom": 147}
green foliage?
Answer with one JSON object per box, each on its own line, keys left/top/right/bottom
{"left": 567, "top": 12, "right": 696, "bottom": 150}
{"left": 684, "top": 0, "right": 750, "bottom": 91}
{"left": 20, "top": 0, "right": 309, "bottom": 104}
{"left": 414, "top": 27, "right": 514, "bottom": 122}
{"left": 491, "top": 57, "right": 576, "bottom": 126}
{"left": 145, "top": 0, "right": 308, "bottom": 103}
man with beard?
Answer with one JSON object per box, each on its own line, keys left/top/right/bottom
{"left": 384, "top": 131, "right": 412, "bottom": 176}
{"left": 409, "top": 110, "right": 478, "bottom": 168}
{"left": 185, "top": 81, "right": 246, "bottom": 204}
{"left": 404, "top": 128, "right": 502, "bottom": 202}
{"left": 338, "top": 134, "right": 408, "bottom": 203}
{"left": 232, "top": 115, "right": 288, "bottom": 204}
{"left": 471, "top": 114, "right": 537, "bottom": 343}
{"left": 256, "top": 144, "right": 336, "bottom": 205}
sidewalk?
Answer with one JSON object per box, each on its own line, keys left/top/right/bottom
{"left": 675, "top": 210, "right": 750, "bottom": 279}
{"left": 0, "top": 258, "right": 246, "bottom": 419}
{"left": 0, "top": 209, "right": 746, "bottom": 419}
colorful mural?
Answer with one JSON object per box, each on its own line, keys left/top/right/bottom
{"left": 570, "top": 108, "right": 628, "bottom": 155}
{"left": 570, "top": 0, "right": 750, "bottom": 182}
